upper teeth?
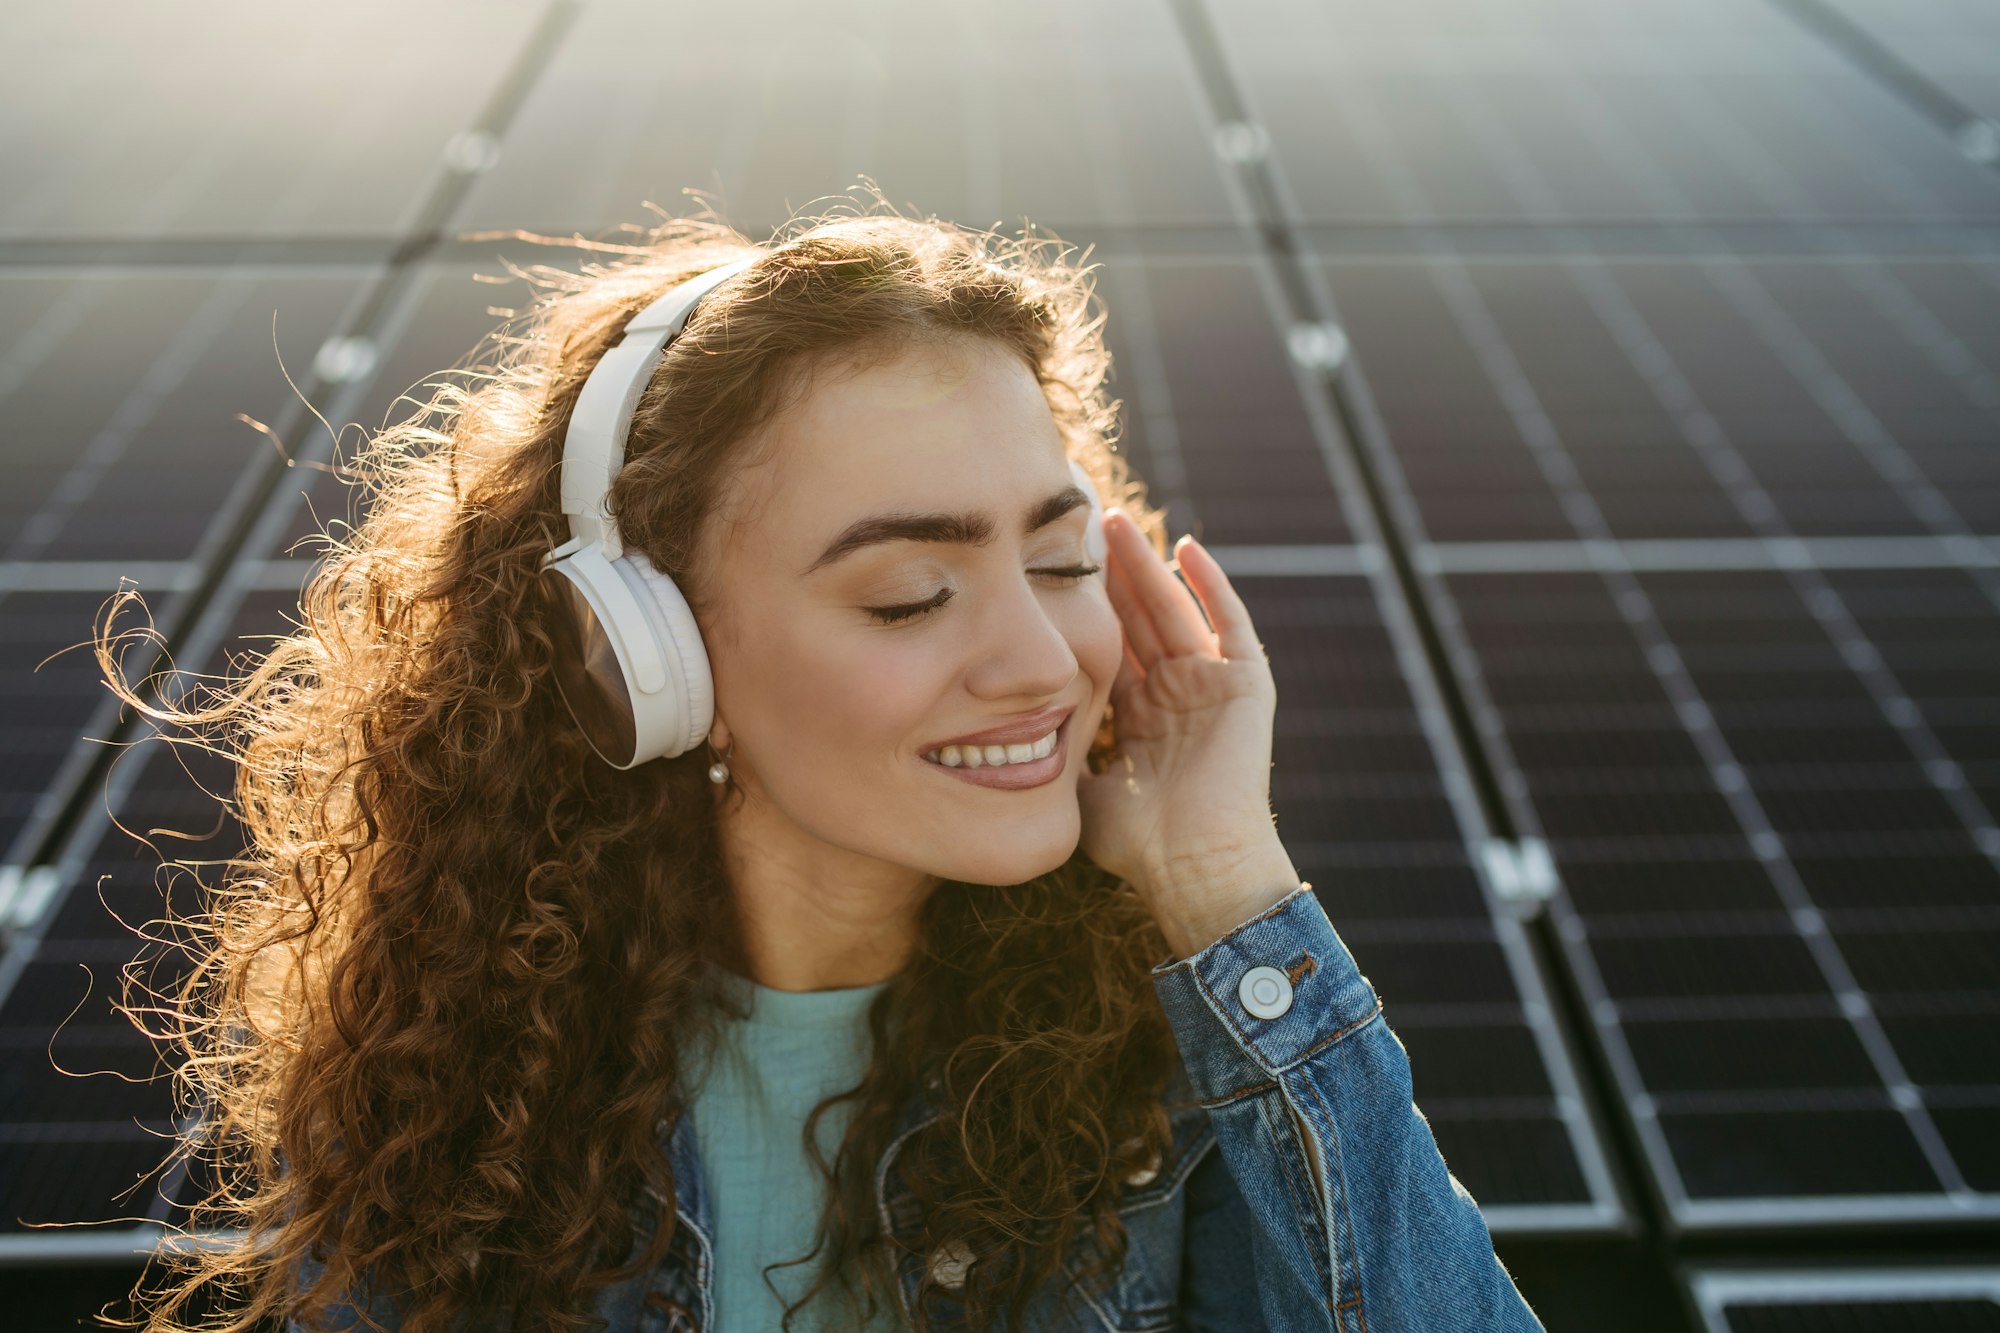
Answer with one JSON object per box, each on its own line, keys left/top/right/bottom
{"left": 926, "top": 727, "right": 1059, "bottom": 768}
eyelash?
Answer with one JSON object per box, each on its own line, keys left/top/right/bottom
{"left": 866, "top": 564, "right": 1103, "bottom": 625}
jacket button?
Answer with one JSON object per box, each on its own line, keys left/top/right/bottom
{"left": 1117, "top": 1135, "right": 1161, "bottom": 1187}
{"left": 929, "top": 1238, "right": 974, "bottom": 1289}
{"left": 1238, "top": 965, "right": 1293, "bottom": 1019}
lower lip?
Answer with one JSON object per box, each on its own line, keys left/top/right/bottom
{"left": 922, "top": 715, "right": 1070, "bottom": 790}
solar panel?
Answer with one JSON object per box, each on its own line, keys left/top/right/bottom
{"left": 1300, "top": 238, "right": 2000, "bottom": 1224}
{"left": 15, "top": 0, "right": 2000, "bottom": 1321}
{"left": 1445, "top": 568, "right": 1998, "bottom": 1215}
{"left": 0, "top": 1, "right": 549, "bottom": 245}
{"left": 1067, "top": 252, "right": 1619, "bottom": 1227}
{"left": 1337, "top": 269, "right": 1993, "bottom": 1217}
{"left": 1242, "top": 570, "right": 1602, "bottom": 1213}
{"left": 0, "top": 0, "right": 559, "bottom": 994}
{"left": 0, "top": 249, "right": 585, "bottom": 1245}
{"left": 1205, "top": 0, "right": 2000, "bottom": 231}
{"left": 1099, "top": 256, "right": 1358, "bottom": 547}
{"left": 449, "top": 0, "right": 1238, "bottom": 240}
{"left": 0, "top": 585, "right": 301, "bottom": 1242}
{"left": 0, "top": 592, "right": 135, "bottom": 862}
{"left": 1137, "top": 0, "right": 2000, "bottom": 1233}
{"left": 0, "top": 266, "right": 370, "bottom": 893}
{"left": 1688, "top": 1266, "right": 2000, "bottom": 1333}
{"left": 1782, "top": 0, "right": 2000, "bottom": 169}
{"left": 0, "top": 269, "right": 368, "bottom": 562}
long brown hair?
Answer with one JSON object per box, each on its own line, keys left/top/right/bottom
{"left": 100, "top": 191, "right": 1184, "bottom": 1332}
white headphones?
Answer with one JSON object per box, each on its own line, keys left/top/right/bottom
{"left": 539, "top": 255, "right": 1109, "bottom": 770}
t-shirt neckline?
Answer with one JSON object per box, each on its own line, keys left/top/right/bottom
{"left": 706, "top": 961, "right": 894, "bottom": 1032}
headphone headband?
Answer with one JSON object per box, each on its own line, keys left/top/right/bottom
{"left": 554, "top": 256, "right": 757, "bottom": 561}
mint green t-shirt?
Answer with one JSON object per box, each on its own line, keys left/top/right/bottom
{"left": 685, "top": 963, "right": 904, "bottom": 1333}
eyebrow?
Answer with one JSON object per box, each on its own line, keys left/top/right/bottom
{"left": 800, "top": 485, "right": 1092, "bottom": 577}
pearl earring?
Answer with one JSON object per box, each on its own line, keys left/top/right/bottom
{"left": 707, "top": 738, "right": 733, "bottom": 785}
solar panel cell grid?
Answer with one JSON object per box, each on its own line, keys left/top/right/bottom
{"left": 1827, "top": 568, "right": 2000, "bottom": 814}
{"left": 0, "top": 0, "right": 547, "bottom": 243}
{"left": 1318, "top": 267, "right": 1576, "bottom": 544}
{"left": 0, "top": 272, "right": 353, "bottom": 559}
{"left": 1821, "top": 0, "right": 2000, "bottom": 127}
{"left": 1234, "top": 574, "right": 1599, "bottom": 1214}
{"left": 0, "top": 264, "right": 368, "bottom": 884}
{"left": 1101, "top": 256, "right": 1361, "bottom": 546}
{"left": 0, "top": 1024, "right": 162, "bottom": 1126}
{"left": 1328, "top": 257, "right": 2000, "bottom": 548}
{"left": 1669, "top": 1109, "right": 1941, "bottom": 1199}
{"left": 0, "top": 1140, "right": 177, "bottom": 1232}
{"left": 0, "top": 591, "right": 296, "bottom": 1234}
{"left": 1440, "top": 558, "right": 1998, "bottom": 1214}
{"left": 1216, "top": 0, "right": 2000, "bottom": 227}
{"left": 0, "top": 593, "right": 123, "bottom": 859}
{"left": 1935, "top": 1111, "right": 2000, "bottom": 1191}
{"left": 448, "top": 0, "right": 1237, "bottom": 238}
{"left": 1253, "top": 6, "right": 2000, "bottom": 1200}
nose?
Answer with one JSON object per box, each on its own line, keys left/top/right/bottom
{"left": 962, "top": 569, "right": 1083, "bottom": 702}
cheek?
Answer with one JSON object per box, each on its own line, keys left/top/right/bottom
{"left": 1074, "top": 588, "right": 1125, "bottom": 695}
{"left": 756, "top": 623, "right": 939, "bottom": 751}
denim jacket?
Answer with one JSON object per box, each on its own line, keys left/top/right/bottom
{"left": 293, "top": 885, "right": 1542, "bottom": 1331}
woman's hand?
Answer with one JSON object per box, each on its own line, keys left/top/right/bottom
{"left": 1077, "top": 508, "right": 1303, "bottom": 958}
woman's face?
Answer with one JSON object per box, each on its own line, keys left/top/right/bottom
{"left": 695, "top": 334, "right": 1123, "bottom": 890}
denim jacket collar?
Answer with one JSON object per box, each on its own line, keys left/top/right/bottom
{"left": 646, "top": 1064, "right": 1212, "bottom": 1333}
{"left": 650, "top": 1070, "right": 954, "bottom": 1330}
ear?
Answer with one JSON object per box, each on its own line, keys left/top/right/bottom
{"left": 706, "top": 717, "right": 731, "bottom": 753}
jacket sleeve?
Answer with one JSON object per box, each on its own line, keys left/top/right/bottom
{"left": 283, "top": 1251, "right": 408, "bottom": 1333}
{"left": 1151, "top": 881, "right": 1544, "bottom": 1332}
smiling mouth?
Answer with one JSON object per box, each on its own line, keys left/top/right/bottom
{"left": 922, "top": 723, "right": 1061, "bottom": 768}
{"left": 919, "top": 713, "right": 1071, "bottom": 790}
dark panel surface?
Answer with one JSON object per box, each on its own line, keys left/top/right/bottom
{"left": 0, "top": 1, "right": 545, "bottom": 242}
{"left": 1215, "top": 0, "right": 2000, "bottom": 227}
{"left": 1242, "top": 573, "right": 1593, "bottom": 1212}
{"left": 0, "top": 589, "right": 300, "bottom": 1232}
{"left": 450, "top": 0, "right": 1238, "bottom": 237}
{"left": 0, "top": 267, "right": 368, "bottom": 867}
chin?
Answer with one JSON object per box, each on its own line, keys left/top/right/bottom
{"left": 937, "top": 828, "right": 1080, "bottom": 888}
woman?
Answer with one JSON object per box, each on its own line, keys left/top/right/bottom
{"left": 107, "top": 200, "right": 1542, "bottom": 1332}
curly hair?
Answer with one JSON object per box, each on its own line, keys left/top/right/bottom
{"left": 98, "top": 190, "right": 1186, "bottom": 1333}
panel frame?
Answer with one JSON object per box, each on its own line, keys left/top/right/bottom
{"left": 1685, "top": 1264, "right": 2000, "bottom": 1333}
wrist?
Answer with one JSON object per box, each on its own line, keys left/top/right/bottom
{"left": 1137, "top": 835, "right": 1305, "bottom": 960}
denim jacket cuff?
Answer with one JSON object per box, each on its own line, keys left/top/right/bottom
{"left": 1147, "top": 883, "right": 1383, "bottom": 1101}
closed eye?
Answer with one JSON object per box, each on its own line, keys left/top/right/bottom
{"left": 866, "top": 563, "right": 1102, "bottom": 626}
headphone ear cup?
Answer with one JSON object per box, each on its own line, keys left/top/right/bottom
{"left": 540, "top": 545, "right": 714, "bottom": 768}
{"left": 611, "top": 551, "right": 715, "bottom": 761}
